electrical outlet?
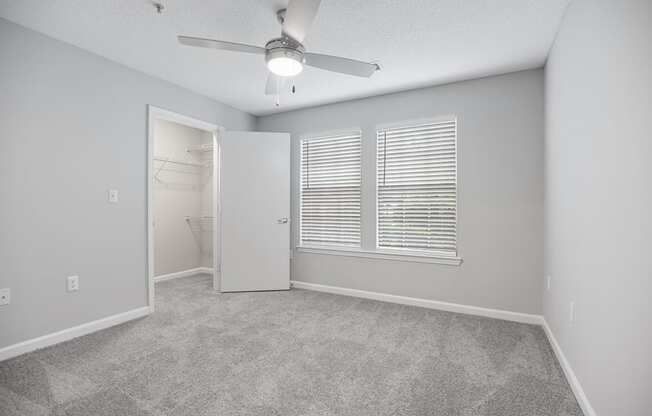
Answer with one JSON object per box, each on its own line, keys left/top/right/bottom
{"left": 546, "top": 275, "right": 551, "bottom": 291}
{"left": 0, "top": 288, "right": 10, "bottom": 305}
{"left": 108, "top": 189, "right": 119, "bottom": 204}
{"left": 67, "top": 275, "right": 79, "bottom": 292}
{"left": 569, "top": 301, "right": 575, "bottom": 324}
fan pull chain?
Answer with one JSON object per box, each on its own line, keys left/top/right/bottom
{"left": 275, "top": 76, "right": 282, "bottom": 106}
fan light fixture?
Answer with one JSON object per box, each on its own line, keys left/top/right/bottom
{"left": 267, "top": 56, "right": 303, "bottom": 76}
{"left": 266, "top": 48, "right": 304, "bottom": 77}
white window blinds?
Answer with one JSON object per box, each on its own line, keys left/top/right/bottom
{"left": 300, "top": 132, "right": 361, "bottom": 247}
{"left": 377, "top": 119, "right": 457, "bottom": 255}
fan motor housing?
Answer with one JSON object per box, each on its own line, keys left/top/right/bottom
{"left": 265, "top": 47, "right": 305, "bottom": 66}
{"left": 265, "top": 37, "right": 305, "bottom": 63}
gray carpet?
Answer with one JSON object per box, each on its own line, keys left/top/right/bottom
{"left": 1, "top": 274, "right": 582, "bottom": 415}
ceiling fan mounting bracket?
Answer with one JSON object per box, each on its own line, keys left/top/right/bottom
{"left": 153, "top": 2, "right": 165, "bottom": 14}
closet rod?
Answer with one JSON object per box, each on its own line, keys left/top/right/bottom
{"left": 186, "top": 144, "right": 214, "bottom": 153}
{"left": 153, "top": 156, "right": 207, "bottom": 167}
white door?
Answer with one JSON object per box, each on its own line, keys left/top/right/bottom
{"left": 220, "top": 131, "right": 291, "bottom": 292}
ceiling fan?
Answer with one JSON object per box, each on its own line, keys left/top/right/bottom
{"left": 177, "top": 0, "right": 380, "bottom": 97}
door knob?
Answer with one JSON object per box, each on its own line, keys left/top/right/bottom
{"left": 276, "top": 217, "right": 289, "bottom": 224}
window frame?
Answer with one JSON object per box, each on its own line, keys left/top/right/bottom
{"left": 375, "top": 115, "right": 460, "bottom": 260}
{"left": 295, "top": 117, "right": 462, "bottom": 267}
{"left": 298, "top": 129, "right": 363, "bottom": 250}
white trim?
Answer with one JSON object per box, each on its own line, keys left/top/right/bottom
{"left": 290, "top": 281, "right": 593, "bottom": 413}
{"left": 298, "top": 127, "right": 362, "bottom": 142}
{"left": 0, "top": 307, "right": 151, "bottom": 362}
{"left": 147, "top": 105, "right": 222, "bottom": 310}
{"left": 148, "top": 106, "right": 220, "bottom": 132}
{"left": 153, "top": 267, "right": 214, "bottom": 283}
{"left": 296, "top": 246, "right": 463, "bottom": 266}
{"left": 375, "top": 114, "right": 458, "bottom": 131}
{"left": 542, "top": 319, "right": 597, "bottom": 416}
{"left": 147, "top": 107, "right": 155, "bottom": 309}
{"left": 211, "top": 130, "right": 224, "bottom": 292}
{"left": 290, "top": 280, "right": 541, "bottom": 324}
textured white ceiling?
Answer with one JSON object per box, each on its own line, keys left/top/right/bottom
{"left": 0, "top": 0, "right": 569, "bottom": 115}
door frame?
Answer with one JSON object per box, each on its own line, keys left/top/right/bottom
{"left": 147, "top": 105, "right": 223, "bottom": 310}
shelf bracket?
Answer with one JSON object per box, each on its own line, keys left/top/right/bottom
{"left": 154, "top": 157, "right": 170, "bottom": 182}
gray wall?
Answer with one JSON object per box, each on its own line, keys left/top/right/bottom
{"left": 0, "top": 19, "right": 254, "bottom": 349}
{"left": 544, "top": 1, "right": 651, "bottom": 415}
{"left": 257, "top": 69, "right": 545, "bottom": 315}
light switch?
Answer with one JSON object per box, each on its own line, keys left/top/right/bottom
{"left": 108, "top": 189, "right": 119, "bottom": 204}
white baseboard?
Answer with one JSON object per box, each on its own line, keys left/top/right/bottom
{"left": 290, "top": 281, "right": 595, "bottom": 412}
{"left": 154, "top": 267, "right": 214, "bottom": 283}
{"left": 290, "top": 280, "right": 543, "bottom": 325}
{"left": 0, "top": 306, "right": 151, "bottom": 362}
{"left": 542, "top": 319, "right": 596, "bottom": 416}
{"left": 0, "top": 277, "right": 592, "bottom": 416}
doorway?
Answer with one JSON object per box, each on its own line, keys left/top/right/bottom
{"left": 147, "top": 106, "right": 291, "bottom": 310}
{"left": 147, "top": 106, "right": 221, "bottom": 309}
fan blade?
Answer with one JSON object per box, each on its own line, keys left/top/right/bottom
{"left": 265, "top": 73, "right": 291, "bottom": 95}
{"left": 178, "top": 36, "right": 265, "bottom": 55}
{"left": 304, "top": 53, "right": 380, "bottom": 77}
{"left": 282, "top": 0, "right": 321, "bottom": 43}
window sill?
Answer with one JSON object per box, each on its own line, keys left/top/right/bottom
{"left": 295, "top": 246, "right": 463, "bottom": 266}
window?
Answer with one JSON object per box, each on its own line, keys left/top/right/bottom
{"left": 300, "top": 131, "right": 361, "bottom": 247}
{"left": 377, "top": 118, "right": 457, "bottom": 256}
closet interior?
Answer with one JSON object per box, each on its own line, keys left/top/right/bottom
{"left": 152, "top": 119, "right": 217, "bottom": 281}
